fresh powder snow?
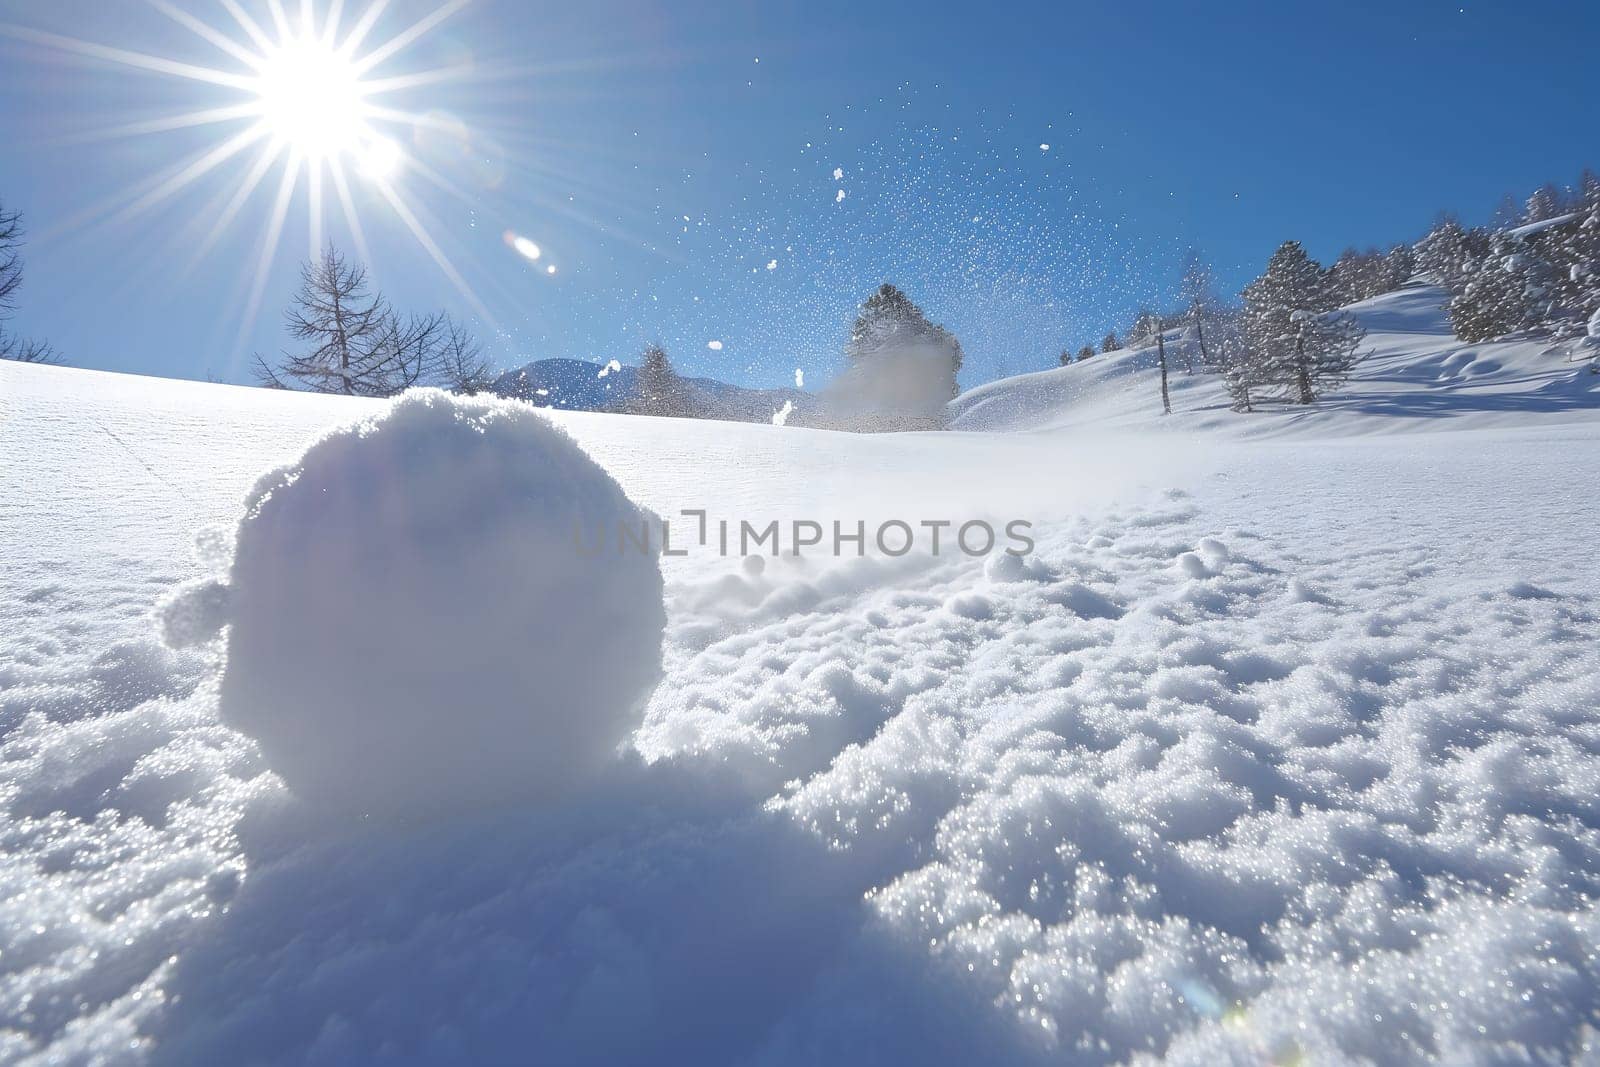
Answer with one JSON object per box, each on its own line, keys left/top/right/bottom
{"left": 1, "top": 285, "right": 1598, "bottom": 1064}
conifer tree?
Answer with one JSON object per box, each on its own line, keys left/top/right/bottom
{"left": 1221, "top": 335, "right": 1263, "bottom": 413}
{"left": 1284, "top": 309, "right": 1364, "bottom": 404}
{"left": 1447, "top": 234, "right": 1554, "bottom": 342}
{"left": 1524, "top": 184, "right": 1566, "bottom": 225}
{"left": 1490, "top": 193, "right": 1523, "bottom": 231}
{"left": 1581, "top": 168, "right": 1600, "bottom": 207}
{"left": 1100, "top": 332, "right": 1121, "bottom": 353}
{"left": 1128, "top": 308, "right": 1161, "bottom": 346}
{"left": 627, "top": 343, "right": 690, "bottom": 417}
{"left": 1544, "top": 172, "right": 1600, "bottom": 333}
{"left": 1414, "top": 216, "right": 1486, "bottom": 293}
{"left": 846, "top": 283, "right": 963, "bottom": 399}
{"left": 1328, "top": 247, "right": 1388, "bottom": 304}
{"left": 1240, "top": 240, "right": 1365, "bottom": 405}
{"left": 1327, "top": 248, "right": 1365, "bottom": 305}
{"left": 1573, "top": 182, "right": 1600, "bottom": 325}
{"left": 1378, "top": 244, "right": 1416, "bottom": 292}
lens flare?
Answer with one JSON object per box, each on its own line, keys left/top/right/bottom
{"left": 504, "top": 232, "right": 542, "bottom": 261}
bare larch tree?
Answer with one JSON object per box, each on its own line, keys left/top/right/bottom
{"left": 255, "top": 246, "right": 486, "bottom": 397}
{"left": 0, "top": 200, "right": 59, "bottom": 364}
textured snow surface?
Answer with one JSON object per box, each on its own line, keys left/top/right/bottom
{"left": 3, "top": 337, "right": 1600, "bottom": 1064}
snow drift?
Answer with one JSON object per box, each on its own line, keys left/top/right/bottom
{"left": 166, "top": 389, "right": 665, "bottom": 818}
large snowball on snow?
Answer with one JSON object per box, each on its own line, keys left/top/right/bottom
{"left": 218, "top": 390, "right": 664, "bottom": 818}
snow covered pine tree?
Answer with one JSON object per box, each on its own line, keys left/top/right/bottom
{"left": 1446, "top": 232, "right": 1552, "bottom": 343}
{"left": 1220, "top": 334, "right": 1263, "bottom": 412}
{"left": 1413, "top": 215, "right": 1487, "bottom": 294}
{"left": 1240, "top": 240, "right": 1366, "bottom": 405}
{"left": 846, "top": 283, "right": 963, "bottom": 397}
{"left": 1538, "top": 170, "right": 1600, "bottom": 341}
{"left": 627, "top": 343, "right": 691, "bottom": 417}
{"left": 826, "top": 283, "right": 964, "bottom": 430}
{"left": 1127, "top": 308, "right": 1161, "bottom": 347}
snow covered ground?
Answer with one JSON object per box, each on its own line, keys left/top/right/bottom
{"left": 3, "top": 286, "right": 1599, "bottom": 1064}
{"left": 951, "top": 284, "right": 1600, "bottom": 436}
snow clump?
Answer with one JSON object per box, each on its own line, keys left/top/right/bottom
{"left": 169, "top": 389, "right": 665, "bottom": 818}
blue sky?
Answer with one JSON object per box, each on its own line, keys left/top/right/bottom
{"left": 0, "top": 0, "right": 1595, "bottom": 389}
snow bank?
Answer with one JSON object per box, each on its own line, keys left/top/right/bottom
{"left": 181, "top": 390, "right": 665, "bottom": 818}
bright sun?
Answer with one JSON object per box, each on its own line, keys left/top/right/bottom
{"left": 253, "top": 36, "right": 398, "bottom": 177}
{"left": 0, "top": 0, "right": 486, "bottom": 345}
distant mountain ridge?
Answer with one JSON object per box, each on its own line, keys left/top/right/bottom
{"left": 492, "top": 358, "right": 812, "bottom": 424}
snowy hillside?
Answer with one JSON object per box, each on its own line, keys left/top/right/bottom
{"left": 493, "top": 356, "right": 814, "bottom": 423}
{"left": 951, "top": 284, "right": 1600, "bottom": 434}
{"left": 3, "top": 352, "right": 1600, "bottom": 1065}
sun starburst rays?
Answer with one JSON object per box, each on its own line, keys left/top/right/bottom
{"left": 0, "top": 0, "right": 480, "bottom": 358}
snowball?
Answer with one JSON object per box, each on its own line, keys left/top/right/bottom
{"left": 945, "top": 592, "right": 994, "bottom": 620}
{"left": 1286, "top": 576, "right": 1331, "bottom": 604}
{"left": 771, "top": 400, "right": 794, "bottom": 426}
{"left": 218, "top": 390, "right": 665, "bottom": 818}
{"left": 158, "top": 579, "right": 231, "bottom": 648}
{"left": 1196, "top": 537, "right": 1231, "bottom": 569}
{"left": 1176, "top": 552, "right": 1213, "bottom": 578}
{"left": 983, "top": 552, "right": 1053, "bottom": 584}
{"left": 707, "top": 340, "right": 723, "bottom": 351}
